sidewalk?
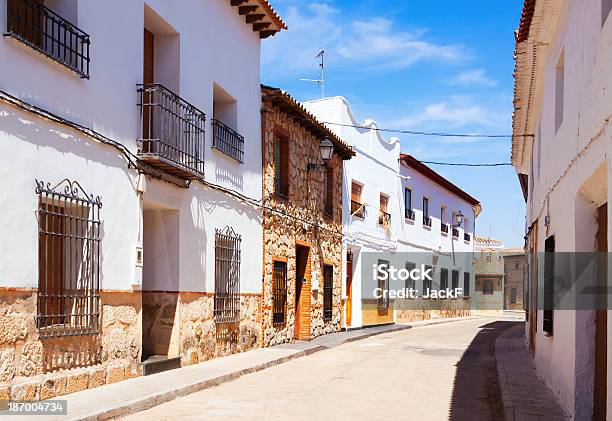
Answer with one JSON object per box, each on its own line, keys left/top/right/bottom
{"left": 4, "top": 316, "right": 474, "bottom": 421}
{"left": 495, "top": 324, "right": 570, "bottom": 420}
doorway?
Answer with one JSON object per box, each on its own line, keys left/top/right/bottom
{"left": 346, "top": 253, "right": 353, "bottom": 327}
{"left": 294, "top": 245, "right": 311, "bottom": 340}
{"left": 594, "top": 203, "right": 607, "bottom": 421}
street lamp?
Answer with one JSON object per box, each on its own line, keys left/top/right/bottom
{"left": 308, "top": 138, "right": 334, "bottom": 171}
{"left": 453, "top": 211, "right": 464, "bottom": 227}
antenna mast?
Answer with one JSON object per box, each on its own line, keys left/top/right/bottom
{"left": 300, "top": 49, "right": 325, "bottom": 98}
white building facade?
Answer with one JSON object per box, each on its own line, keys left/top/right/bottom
{"left": 512, "top": 0, "right": 612, "bottom": 419}
{"left": 0, "top": 0, "right": 284, "bottom": 399}
{"left": 305, "top": 97, "right": 480, "bottom": 328}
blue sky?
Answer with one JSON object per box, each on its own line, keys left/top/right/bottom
{"left": 261, "top": 0, "right": 526, "bottom": 247}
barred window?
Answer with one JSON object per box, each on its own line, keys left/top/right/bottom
{"left": 377, "top": 259, "right": 389, "bottom": 309}
{"left": 463, "top": 272, "right": 470, "bottom": 297}
{"left": 405, "top": 262, "right": 416, "bottom": 290}
{"left": 36, "top": 179, "right": 101, "bottom": 338}
{"left": 214, "top": 227, "right": 241, "bottom": 324}
{"left": 323, "top": 265, "right": 333, "bottom": 321}
{"left": 273, "top": 260, "right": 287, "bottom": 324}
{"left": 440, "top": 268, "right": 448, "bottom": 290}
{"left": 451, "top": 270, "right": 459, "bottom": 291}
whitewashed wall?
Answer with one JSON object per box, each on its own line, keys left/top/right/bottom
{"left": 0, "top": 0, "right": 264, "bottom": 293}
{"left": 521, "top": 0, "right": 612, "bottom": 417}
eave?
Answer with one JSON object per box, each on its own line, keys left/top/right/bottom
{"left": 229, "top": 0, "right": 287, "bottom": 39}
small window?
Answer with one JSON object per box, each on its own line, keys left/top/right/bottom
{"left": 274, "top": 135, "right": 289, "bottom": 197}
{"left": 423, "top": 265, "right": 433, "bottom": 293}
{"left": 404, "top": 188, "right": 414, "bottom": 220}
{"left": 422, "top": 197, "right": 431, "bottom": 227}
{"left": 377, "top": 260, "right": 389, "bottom": 309}
{"left": 36, "top": 179, "right": 101, "bottom": 338}
{"left": 379, "top": 194, "right": 390, "bottom": 226}
{"left": 405, "top": 262, "right": 416, "bottom": 290}
{"left": 323, "top": 164, "right": 334, "bottom": 217}
{"left": 451, "top": 270, "right": 459, "bottom": 291}
{"left": 351, "top": 181, "right": 364, "bottom": 218}
{"left": 214, "top": 227, "right": 241, "bottom": 324}
{"left": 273, "top": 261, "right": 287, "bottom": 324}
{"left": 555, "top": 52, "right": 564, "bottom": 133}
{"left": 212, "top": 84, "right": 243, "bottom": 162}
{"left": 440, "top": 268, "right": 449, "bottom": 290}
{"left": 323, "top": 265, "right": 333, "bottom": 321}
{"left": 463, "top": 272, "right": 470, "bottom": 297}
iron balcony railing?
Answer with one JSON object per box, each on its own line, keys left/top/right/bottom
{"left": 441, "top": 223, "right": 449, "bottom": 234}
{"left": 452, "top": 227, "right": 459, "bottom": 238}
{"left": 464, "top": 233, "right": 471, "bottom": 242}
{"left": 378, "top": 210, "right": 391, "bottom": 226}
{"left": 137, "top": 84, "right": 206, "bottom": 178}
{"left": 274, "top": 177, "right": 289, "bottom": 198}
{"left": 405, "top": 209, "right": 415, "bottom": 221}
{"left": 423, "top": 216, "right": 432, "bottom": 227}
{"left": 351, "top": 200, "right": 365, "bottom": 218}
{"left": 212, "top": 119, "right": 244, "bottom": 163}
{"left": 5, "top": 0, "right": 90, "bottom": 78}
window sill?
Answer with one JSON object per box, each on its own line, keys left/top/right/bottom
{"left": 423, "top": 225, "right": 432, "bottom": 231}
{"left": 405, "top": 218, "right": 415, "bottom": 224}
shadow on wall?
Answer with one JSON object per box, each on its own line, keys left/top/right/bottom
{"left": 214, "top": 154, "right": 244, "bottom": 192}
{"left": 448, "top": 320, "right": 519, "bottom": 420}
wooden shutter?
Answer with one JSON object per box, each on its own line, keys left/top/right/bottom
{"left": 8, "top": 0, "right": 45, "bottom": 47}
{"left": 351, "top": 182, "right": 362, "bottom": 202}
{"left": 38, "top": 205, "right": 65, "bottom": 327}
{"left": 280, "top": 137, "right": 289, "bottom": 187}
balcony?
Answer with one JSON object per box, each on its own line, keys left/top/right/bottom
{"left": 212, "top": 119, "right": 244, "bottom": 163}
{"left": 464, "top": 233, "right": 471, "bottom": 242}
{"left": 274, "top": 177, "right": 289, "bottom": 198}
{"left": 5, "top": 0, "right": 90, "bottom": 78}
{"left": 423, "top": 216, "right": 432, "bottom": 228}
{"left": 351, "top": 200, "right": 365, "bottom": 218}
{"left": 441, "top": 223, "right": 449, "bottom": 235}
{"left": 405, "top": 209, "right": 415, "bottom": 221}
{"left": 378, "top": 210, "right": 391, "bottom": 226}
{"left": 452, "top": 227, "right": 459, "bottom": 238}
{"left": 137, "top": 84, "right": 206, "bottom": 179}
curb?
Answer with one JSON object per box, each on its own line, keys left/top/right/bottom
{"left": 78, "top": 316, "right": 474, "bottom": 420}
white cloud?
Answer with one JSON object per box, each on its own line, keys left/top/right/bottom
{"left": 449, "top": 69, "right": 498, "bottom": 87}
{"left": 392, "top": 96, "right": 508, "bottom": 132}
{"left": 261, "top": 3, "right": 466, "bottom": 78}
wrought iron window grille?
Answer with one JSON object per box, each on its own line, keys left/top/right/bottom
{"left": 405, "top": 209, "right": 415, "bottom": 221}
{"left": 378, "top": 210, "right": 391, "bottom": 226}
{"left": 351, "top": 200, "right": 365, "bottom": 218}
{"left": 137, "top": 84, "right": 206, "bottom": 178}
{"left": 274, "top": 177, "right": 289, "bottom": 198}
{"left": 272, "top": 261, "right": 287, "bottom": 325}
{"left": 5, "top": 0, "right": 90, "bottom": 78}
{"left": 212, "top": 119, "right": 244, "bottom": 163}
{"left": 452, "top": 227, "right": 459, "bottom": 238}
{"left": 35, "top": 179, "right": 101, "bottom": 339}
{"left": 214, "top": 226, "right": 241, "bottom": 325}
{"left": 423, "top": 216, "right": 432, "bottom": 227}
{"left": 441, "top": 223, "right": 449, "bottom": 234}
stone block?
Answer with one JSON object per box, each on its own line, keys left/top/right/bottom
{"left": 0, "top": 348, "right": 15, "bottom": 381}
{"left": 39, "top": 374, "right": 66, "bottom": 400}
{"left": 89, "top": 366, "right": 106, "bottom": 388}
{"left": 105, "top": 363, "right": 126, "bottom": 384}
{"left": 11, "top": 381, "right": 38, "bottom": 401}
{"left": 65, "top": 371, "right": 89, "bottom": 394}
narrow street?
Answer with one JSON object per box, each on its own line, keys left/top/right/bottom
{"left": 122, "top": 318, "right": 519, "bottom": 421}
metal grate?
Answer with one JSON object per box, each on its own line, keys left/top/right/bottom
{"left": 323, "top": 265, "right": 333, "bottom": 321}
{"left": 423, "top": 216, "right": 432, "bottom": 227}
{"left": 351, "top": 200, "right": 365, "bottom": 218}
{"left": 440, "top": 268, "right": 448, "bottom": 290}
{"left": 441, "top": 223, "right": 449, "bottom": 234}
{"left": 378, "top": 210, "right": 391, "bottom": 226}
{"left": 212, "top": 119, "right": 244, "bottom": 162}
{"left": 137, "top": 83, "right": 206, "bottom": 177}
{"left": 214, "top": 226, "right": 241, "bottom": 324}
{"left": 36, "top": 179, "right": 101, "bottom": 338}
{"left": 405, "top": 209, "right": 415, "bottom": 220}
{"left": 272, "top": 261, "right": 287, "bottom": 324}
{"left": 452, "top": 270, "right": 459, "bottom": 290}
{"left": 452, "top": 227, "right": 459, "bottom": 238}
{"left": 5, "top": 0, "right": 90, "bottom": 78}
{"left": 463, "top": 272, "right": 470, "bottom": 297}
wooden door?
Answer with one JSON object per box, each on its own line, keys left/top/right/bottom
{"left": 594, "top": 203, "right": 607, "bottom": 421}
{"left": 294, "top": 246, "right": 311, "bottom": 340}
{"left": 142, "top": 29, "right": 155, "bottom": 145}
{"left": 346, "top": 260, "right": 353, "bottom": 327}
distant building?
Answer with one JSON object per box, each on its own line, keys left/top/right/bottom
{"left": 472, "top": 236, "right": 505, "bottom": 313}
{"left": 503, "top": 251, "right": 526, "bottom": 311}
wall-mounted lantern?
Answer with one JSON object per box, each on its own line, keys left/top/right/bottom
{"left": 307, "top": 138, "right": 334, "bottom": 171}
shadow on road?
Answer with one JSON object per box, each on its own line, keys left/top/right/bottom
{"left": 448, "top": 320, "right": 522, "bottom": 421}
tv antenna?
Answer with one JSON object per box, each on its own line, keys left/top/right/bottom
{"left": 300, "top": 49, "right": 325, "bottom": 98}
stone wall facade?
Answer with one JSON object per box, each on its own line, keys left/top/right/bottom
{"left": 0, "top": 289, "right": 140, "bottom": 401}
{"left": 261, "top": 96, "right": 346, "bottom": 346}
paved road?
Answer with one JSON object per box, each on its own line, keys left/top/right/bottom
{"left": 122, "top": 317, "right": 519, "bottom": 421}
